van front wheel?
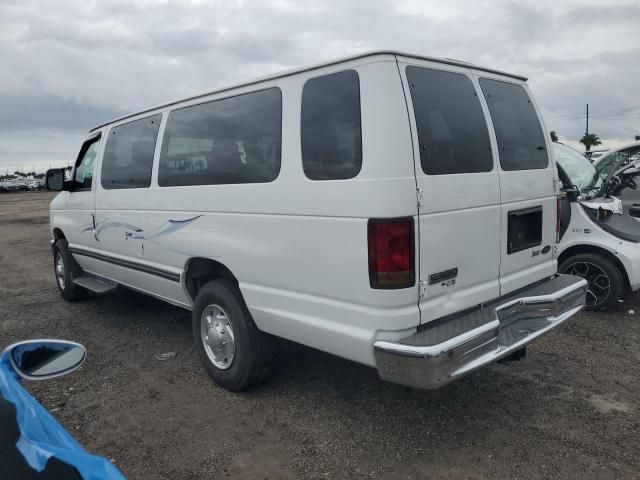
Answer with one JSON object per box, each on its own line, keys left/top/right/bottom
{"left": 53, "top": 239, "right": 88, "bottom": 302}
{"left": 559, "top": 253, "right": 624, "bottom": 310}
{"left": 192, "top": 280, "right": 274, "bottom": 391}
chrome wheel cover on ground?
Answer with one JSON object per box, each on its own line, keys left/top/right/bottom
{"left": 201, "top": 304, "right": 236, "bottom": 370}
{"left": 55, "top": 253, "right": 66, "bottom": 290}
{"left": 563, "top": 261, "right": 611, "bottom": 307}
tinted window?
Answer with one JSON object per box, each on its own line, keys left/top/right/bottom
{"left": 479, "top": 79, "right": 548, "bottom": 171}
{"left": 159, "top": 88, "right": 281, "bottom": 186}
{"left": 73, "top": 136, "right": 101, "bottom": 190}
{"left": 101, "top": 115, "right": 161, "bottom": 189}
{"left": 301, "top": 70, "right": 362, "bottom": 180}
{"left": 406, "top": 66, "right": 493, "bottom": 175}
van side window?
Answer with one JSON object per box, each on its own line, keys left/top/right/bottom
{"left": 479, "top": 79, "right": 548, "bottom": 171}
{"left": 158, "top": 88, "right": 282, "bottom": 186}
{"left": 301, "top": 70, "right": 362, "bottom": 180}
{"left": 73, "top": 135, "right": 101, "bottom": 191}
{"left": 101, "top": 115, "right": 161, "bottom": 189}
{"left": 406, "top": 66, "right": 493, "bottom": 175}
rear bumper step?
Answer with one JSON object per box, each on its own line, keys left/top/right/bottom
{"left": 373, "top": 274, "right": 587, "bottom": 389}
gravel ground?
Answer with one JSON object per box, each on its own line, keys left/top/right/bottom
{"left": 1, "top": 191, "right": 639, "bottom": 479}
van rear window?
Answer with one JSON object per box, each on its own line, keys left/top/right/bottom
{"left": 479, "top": 79, "right": 548, "bottom": 171}
{"left": 158, "top": 88, "right": 282, "bottom": 187}
{"left": 406, "top": 66, "right": 493, "bottom": 175}
{"left": 101, "top": 115, "right": 161, "bottom": 190}
{"left": 301, "top": 70, "right": 362, "bottom": 180}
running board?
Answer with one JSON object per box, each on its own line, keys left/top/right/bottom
{"left": 73, "top": 274, "right": 118, "bottom": 294}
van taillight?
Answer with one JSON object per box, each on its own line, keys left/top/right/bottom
{"left": 368, "top": 218, "right": 415, "bottom": 289}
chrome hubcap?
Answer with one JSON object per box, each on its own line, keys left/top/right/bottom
{"left": 55, "top": 253, "right": 65, "bottom": 290}
{"left": 201, "top": 304, "right": 235, "bottom": 370}
{"left": 563, "top": 261, "right": 611, "bottom": 307}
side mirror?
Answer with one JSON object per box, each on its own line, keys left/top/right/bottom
{"left": 629, "top": 206, "right": 640, "bottom": 219}
{"left": 560, "top": 184, "right": 579, "bottom": 194}
{"left": 45, "top": 168, "right": 66, "bottom": 191}
{"left": 4, "top": 340, "right": 86, "bottom": 380}
{"left": 560, "top": 184, "right": 580, "bottom": 200}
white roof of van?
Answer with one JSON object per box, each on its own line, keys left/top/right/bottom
{"left": 91, "top": 50, "right": 527, "bottom": 132}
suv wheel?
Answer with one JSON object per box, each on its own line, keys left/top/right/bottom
{"left": 53, "top": 239, "right": 88, "bottom": 302}
{"left": 192, "top": 279, "right": 274, "bottom": 391}
{"left": 560, "top": 253, "right": 624, "bottom": 310}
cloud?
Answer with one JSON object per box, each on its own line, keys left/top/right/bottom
{"left": 0, "top": 129, "right": 87, "bottom": 172}
{"left": 0, "top": 95, "right": 123, "bottom": 131}
{"left": 0, "top": 0, "right": 638, "bottom": 170}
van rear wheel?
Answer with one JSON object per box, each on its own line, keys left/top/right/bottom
{"left": 559, "top": 253, "right": 624, "bottom": 310}
{"left": 192, "top": 279, "right": 274, "bottom": 391}
{"left": 53, "top": 239, "right": 88, "bottom": 302}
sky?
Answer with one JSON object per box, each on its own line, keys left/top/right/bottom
{"left": 1, "top": 0, "right": 639, "bottom": 173}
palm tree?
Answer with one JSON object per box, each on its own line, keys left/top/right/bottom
{"left": 550, "top": 131, "right": 558, "bottom": 142}
{"left": 579, "top": 133, "right": 602, "bottom": 151}
{"left": 635, "top": 134, "right": 640, "bottom": 141}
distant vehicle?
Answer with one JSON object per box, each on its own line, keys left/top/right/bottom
{"left": 46, "top": 51, "right": 586, "bottom": 391}
{"left": 555, "top": 142, "right": 640, "bottom": 309}
{"left": 593, "top": 140, "right": 640, "bottom": 177}
{"left": 0, "top": 340, "right": 125, "bottom": 479}
{"left": 592, "top": 141, "right": 640, "bottom": 206}
{"left": 585, "top": 149, "right": 608, "bottom": 162}
{"left": 0, "top": 181, "right": 20, "bottom": 193}
{"left": 0, "top": 179, "right": 45, "bottom": 192}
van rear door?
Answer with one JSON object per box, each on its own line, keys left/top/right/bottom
{"left": 477, "top": 77, "right": 557, "bottom": 294}
{"left": 398, "top": 60, "right": 502, "bottom": 323}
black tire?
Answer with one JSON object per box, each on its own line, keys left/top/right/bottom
{"left": 192, "top": 279, "right": 274, "bottom": 391}
{"left": 53, "top": 239, "right": 88, "bottom": 302}
{"left": 559, "top": 253, "right": 624, "bottom": 310}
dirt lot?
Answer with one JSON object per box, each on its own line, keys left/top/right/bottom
{"left": 1, "top": 191, "right": 639, "bottom": 479}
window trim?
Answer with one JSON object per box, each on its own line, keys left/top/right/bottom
{"left": 405, "top": 65, "right": 494, "bottom": 176}
{"left": 72, "top": 133, "right": 102, "bottom": 192}
{"left": 158, "top": 86, "right": 283, "bottom": 188}
{"left": 300, "top": 68, "right": 363, "bottom": 181}
{"left": 101, "top": 113, "right": 162, "bottom": 190}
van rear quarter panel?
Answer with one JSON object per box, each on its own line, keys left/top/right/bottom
{"left": 93, "top": 57, "right": 419, "bottom": 366}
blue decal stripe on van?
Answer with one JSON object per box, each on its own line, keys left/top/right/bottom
{"left": 68, "top": 247, "right": 181, "bottom": 282}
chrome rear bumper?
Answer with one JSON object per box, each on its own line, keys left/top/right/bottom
{"left": 374, "top": 274, "right": 587, "bottom": 389}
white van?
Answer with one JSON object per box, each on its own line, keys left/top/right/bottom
{"left": 46, "top": 51, "right": 587, "bottom": 391}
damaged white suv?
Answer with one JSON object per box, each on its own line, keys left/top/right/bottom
{"left": 555, "top": 142, "right": 640, "bottom": 309}
{"left": 46, "top": 51, "right": 587, "bottom": 391}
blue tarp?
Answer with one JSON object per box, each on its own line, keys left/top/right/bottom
{"left": 0, "top": 354, "right": 126, "bottom": 479}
